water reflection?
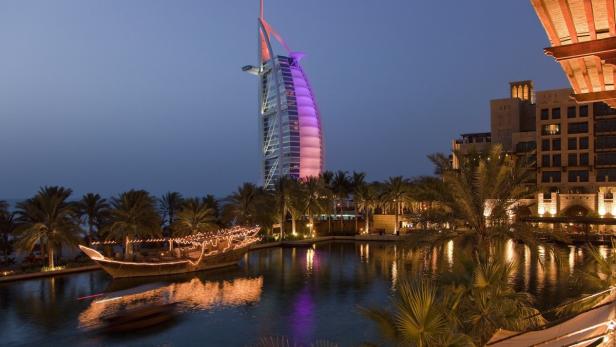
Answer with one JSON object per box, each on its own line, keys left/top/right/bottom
{"left": 306, "top": 248, "right": 314, "bottom": 272}
{"left": 79, "top": 276, "right": 263, "bottom": 329}
{"left": 0, "top": 240, "right": 608, "bottom": 346}
{"left": 446, "top": 240, "right": 454, "bottom": 269}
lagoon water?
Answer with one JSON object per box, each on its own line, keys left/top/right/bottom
{"left": 0, "top": 241, "right": 603, "bottom": 346}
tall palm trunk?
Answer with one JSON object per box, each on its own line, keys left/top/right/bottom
{"left": 394, "top": 201, "right": 399, "bottom": 235}
{"left": 124, "top": 236, "right": 131, "bottom": 259}
{"left": 291, "top": 216, "right": 297, "bottom": 236}
{"left": 331, "top": 201, "right": 336, "bottom": 234}
{"left": 354, "top": 205, "right": 359, "bottom": 234}
{"left": 365, "top": 208, "right": 370, "bottom": 234}
{"left": 3, "top": 234, "right": 8, "bottom": 257}
{"left": 309, "top": 215, "right": 315, "bottom": 237}
{"left": 89, "top": 223, "right": 95, "bottom": 245}
{"left": 280, "top": 205, "right": 286, "bottom": 241}
{"left": 47, "top": 241, "right": 54, "bottom": 268}
{"left": 339, "top": 200, "right": 344, "bottom": 232}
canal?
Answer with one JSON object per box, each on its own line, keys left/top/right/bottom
{"left": 0, "top": 240, "right": 604, "bottom": 346}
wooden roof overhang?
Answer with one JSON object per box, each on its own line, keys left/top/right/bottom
{"left": 531, "top": 0, "right": 616, "bottom": 107}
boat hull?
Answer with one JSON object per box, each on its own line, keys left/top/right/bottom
{"left": 84, "top": 246, "right": 250, "bottom": 279}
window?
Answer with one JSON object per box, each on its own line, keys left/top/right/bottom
{"left": 580, "top": 105, "right": 589, "bottom": 117}
{"left": 567, "top": 106, "right": 576, "bottom": 118}
{"left": 542, "top": 154, "right": 550, "bottom": 167}
{"left": 580, "top": 153, "right": 589, "bottom": 166}
{"left": 568, "top": 170, "right": 589, "bottom": 183}
{"left": 552, "top": 139, "right": 561, "bottom": 150}
{"left": 542, "top": 139, "right": 550, "bottom": 151}
{"left": 516, "top": 141, "right": 536, "bottom": 152}
{"left": 579, "top": 137, "right": 589, "bottom": 150}
{"left": 552, "top": 154, "right": 561, "bottom": 167}
{"left": 568, "top": 138, "right": 577, "bottom": 150}
{"left": 542, "top": 171, "right": 561, "bottom": 183}
{"left": 552, "top": 108, "right": 561, "bottom": 119}
{"left": 541, "top": 109, "right": 549, "bottom": 120}
{"left": 568, "top": 153, "right": 577, "bottom": 166}
{"left": 606, "top": 192, "right": 614, "bottom": 200}
{"left": 596, "top": 119, "right": 616, "bottom": 132}
{"left": 593, "top": 102, "right": 616, "bottom": 117}
{"left": 542, "top": 124, "right": 561, "bottom": 135}
{"left": 597, "top": 152, "right": 616, "bottom": 165}
{"left": 598, "top": 169, "right": 616, "bottom": 182}
{"left": 568, "top": 122, "right": 588, "bottom": 134}
{"left": 596, "top": 136, "right": 616, "bottom": 149}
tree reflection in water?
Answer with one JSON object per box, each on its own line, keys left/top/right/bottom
{"left": 0, "top": 241, "right": 608, "bottom": 346}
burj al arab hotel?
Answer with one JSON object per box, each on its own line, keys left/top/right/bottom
{"left": 243, "top": 1, "right": 324, "bottom": 190}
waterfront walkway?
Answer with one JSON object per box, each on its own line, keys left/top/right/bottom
{"left": 0, "top": 234, "right": 405, "bottom": 283}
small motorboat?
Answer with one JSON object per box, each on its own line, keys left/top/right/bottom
{"left": 79, "top": 227, "right": 260, "bottom": 279}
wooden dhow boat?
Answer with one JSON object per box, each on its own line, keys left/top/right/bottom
{"left": 79, "top": 227, "right": 260, "bottom": 279}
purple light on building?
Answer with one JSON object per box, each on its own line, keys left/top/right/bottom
{"left": 242, "top": 1, "right": 324, "bottom": 189}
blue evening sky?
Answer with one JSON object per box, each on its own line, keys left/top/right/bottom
{"left": 0, "top": 0, "right": 567, "bottom": 199}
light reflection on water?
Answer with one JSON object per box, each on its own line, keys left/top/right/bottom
{"left": 78, "top": 276, "right": 263, "bottom": 329}
{"left": 0, "top": 240, "right": 607, "bottom": 346}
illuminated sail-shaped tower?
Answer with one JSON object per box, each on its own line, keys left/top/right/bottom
{"left": 243, "top": 1, "right": 324, "bottom": 189}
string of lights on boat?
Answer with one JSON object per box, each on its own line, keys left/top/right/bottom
{"left": 90, "top": 226, "right": 260, "bottom": 246}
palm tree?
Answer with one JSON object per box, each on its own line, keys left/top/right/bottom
{"left": 14, "top": 186, "right": 81, "bottom": 268}
{"left": 320, "top": 171, "right": 334, "bottom": 234}
{"left": 0, "top": 200, "right": 8, "bottom": 215}
{"left": 440, "top": 257, "right": 546, "bottom": 345}
{"left": 0, "top": 201, "right": 16, "bottom": 257}
{"left": 202, "top": 194, "right": 220, "bottom": 225}
{"left": 428, "top": 144, "right": 535, "bottom": 245}
{"left": 106, "top": 190, "right": 161, "bottom": 259}
{"left": 361, "top": 279, "right": 474, "bottom": 346}
{"left": 331, "top": 171, "right": 351, "bottom": 232}
{"left": 286, "top": 179, "right": 305, "bottom": 237}
{"left": 301, "top": 176, "right": 327, "bottom": 237}
{"left": 383, "top": 176, "right": 411, "bottom": 235}
{"left": 158, "top": 192, "right": 184, "bottom": 234}
{"left": 225, "top": 183, "right": 259, "bottom": 225}
{"left": 77, "top": 193, "right": 110, "bottom": 244}
{"left": 273, "top": 177, "right": 295, "bottom": 240}
{"left": 409, "top": 176, "right": 452, "bottom": 230}
{"left": 351, "top": 171, "right": 366, "bottom": 234}
{"left": 172, "top": 198, "right": 217, "bottom": 236}
{"left": 354, "top": 183, "right": 377, "bottom": 234}
{"left": 363, "top": 257, "right": 545, "bottom": 346}
{"left": 556, "top": 240, "right": 616, "bottom": 315}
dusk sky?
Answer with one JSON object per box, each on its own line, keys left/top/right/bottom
{"left": 0, "top": 1, "right": 568, "bottom": 199}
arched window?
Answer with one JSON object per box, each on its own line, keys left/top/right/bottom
{"left": 523, "top": 85, "right": 529, "bottom": 100}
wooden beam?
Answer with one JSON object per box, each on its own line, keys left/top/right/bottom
{"left": 595, "top": 55, "right": 607, "bottom": 91}
{"left": 545, "top": 36, "right": 616, "bottom": 59}
{"left": 559, "top": 0, "right": 578, "bottom": 43}
{"left": 531, "top": 0, "right": 561, "bottom": 46}
{"left": 563, "top": 60, "right": 582, "bottom": 93}
{"left": 577, "top": 58, "right": 595, "bottom": 92}
{"left": 571, "top": 89, "right": 616, "bottom": 102}
{"left": 608, "top": 0, "right": 616, "bottom": 36}
{"left": 583, "top": 0, "right": 596, "bottom": 40}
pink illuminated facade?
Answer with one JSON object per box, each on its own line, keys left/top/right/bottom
{"left": 242, "top": 1, "right": 324, "bottom": 189}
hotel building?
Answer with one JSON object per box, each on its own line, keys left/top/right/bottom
{"left": 453, "top": 81, "right": 616, "bottom": 217}
{"left": 452, "top": 81, "right": 536, "bottom": 169}
{"left": 243, "top": 2, "right": 324, "bottom": 189}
